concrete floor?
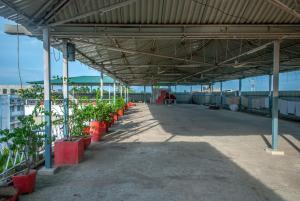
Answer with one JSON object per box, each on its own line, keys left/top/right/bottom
{"left": 22, "top": 104, "right": 300, "bottom": 201}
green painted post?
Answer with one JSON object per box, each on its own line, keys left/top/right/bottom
{"left": 62, "top": 40, "right": 69, "bottom": 138}
{"left": 43, "top": 27, "right": 52, "bottom": 169}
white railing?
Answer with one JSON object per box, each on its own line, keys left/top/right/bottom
{"left": 0, "top": 123, "right": 63, "bottom": 184}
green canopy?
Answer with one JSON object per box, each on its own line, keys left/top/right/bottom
{"left": 28, "top": 76, "right": 118, "bottom": 86}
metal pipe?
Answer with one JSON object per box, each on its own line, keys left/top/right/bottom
{"left": 62, "top": 40, "right": 69, "bottom": 138}
{"left": 43, "top": 27, "right": 52, "bottom": 169}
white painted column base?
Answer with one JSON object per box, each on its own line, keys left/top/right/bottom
{"left": 265, "top": 148, "right": 284, "bottom": 156}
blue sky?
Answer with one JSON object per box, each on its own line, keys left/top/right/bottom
{"left": 0, "top": 17, "right": 99, "bottom": 85}
{"left": 0, "top": 17, "right": 299, "bottom": 92}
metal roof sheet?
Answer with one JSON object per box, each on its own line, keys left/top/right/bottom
{"left": 0, "top": 0, "right": 300, "bottom": 85}
{"left": 28, "top": 75, "right": 117, "bottom": 85}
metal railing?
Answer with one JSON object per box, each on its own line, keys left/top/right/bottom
{"left": 0, "top": 123, "right": 63, "bottom": 184}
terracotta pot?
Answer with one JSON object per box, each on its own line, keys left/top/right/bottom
{"left": 12, "top": 170, "right": 37, "bottom": 194}
{"left": 54, "top": 138, "right": 84, "bottom": 166}
{"left": 89, "top": 121, "right": 106, "bottom": 142}
{"left": 113, "top": 113, "right": 118, "bottom": 122}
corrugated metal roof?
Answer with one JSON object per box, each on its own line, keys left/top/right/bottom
{"left": 0, "top": 0, "right": 299, "bottom": 85}
{"left": 27, "top": 75, "right": 117, "bottom": 85}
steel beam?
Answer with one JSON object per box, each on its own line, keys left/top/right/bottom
{"left": 0, "top": 0, "right": 31, "bottom": 21}
{"left": 272, "top": 40, "right": 280, "bottom": 150}
{"left": 62, "top": 40, "right": 69, "bottom": 138}
{"left": 51, "top": 24, "right": 300, "bottom": 39}
{"left": 43, "top": 27, "right": 52, "bottom": 169}
{"left": 72, "top": 39, "right": 207, "bottom": 64}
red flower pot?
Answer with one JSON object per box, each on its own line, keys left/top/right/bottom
{"left": 117, "top": 109, "right": 124, "bottom": 116}
{"left": 90, "top": 121, "right": 106, "bottom": 142}
{"left": 12, "top": 170, "right": 37, "bottom": 194}
{"left": 83, "top": 136, "right": 91, "bottom": 149}
{"left": 54, "top": 138, "right": 84, "bottom": 166}
{"left": 113, "top": 113, "right": 118, "bottom": 122}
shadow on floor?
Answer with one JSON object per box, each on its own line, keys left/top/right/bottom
{"left": 23, "top": 141, "right": 285, "bottom": 201}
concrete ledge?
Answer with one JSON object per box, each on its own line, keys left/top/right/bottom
{"left": 265, "top": 148, "right": 285, "bottom": 156}
{"left": 38, "top": 166, "right": 60, "bottom": 175}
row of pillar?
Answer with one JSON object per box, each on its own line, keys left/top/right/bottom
{"left": 42, "top": 29, "right": 282, "bottom": 169}
{"left": 42, "top": 28, "right": 130, "bottom": 169}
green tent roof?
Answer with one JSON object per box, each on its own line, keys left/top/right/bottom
{"left": 28, "top": 76, "right": 117, "bottom": 86}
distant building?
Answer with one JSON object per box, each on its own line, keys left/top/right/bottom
{"left": 0, "top": 95, "right": 25, "bottom": 131}
{"left": 0, "top": 85, "right": 30, "bottom": 95}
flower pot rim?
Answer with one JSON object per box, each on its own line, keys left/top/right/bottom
{"left": 12, "top": 169, "right": 37, "bottom": 178}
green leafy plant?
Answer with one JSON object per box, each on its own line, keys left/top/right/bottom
{"left": 0, "top": 115, "right": 45, "bottom": 175}
{"left": 115, "top": 97, "right": 125, "bottom": 111}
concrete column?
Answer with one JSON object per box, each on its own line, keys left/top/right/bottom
{"left": 268, "top": 74, "right": 272, "bottom": 114}
{"left": 151, "top": 85, "right": 154, "bottom": 104}
{"left": 108, "top": 85, "right": 111, "bottom": 103}
{"left": 126, "top": 86, "right": 129, "bottom": 103}
{"left": 238, "top": 78, "right": 242, "bottom": 110}
{"left": 62, "top": 41, "right": 69, "bottom": 139}
{"left": 100, "top": 72, "right": 103, "bottom": 99}
{"left": 200, "top": 85, "right": 203, "bottom": 92}
{"left": 220, "top": 81, "right": 223, "bottom": 107}
{"left": 113, "top": 80, "right": 116, "bottom": 104}
{"left": 43, "top": 27, "right": 52, "bottom": 169}
{"left": 144, "top": 85, "right": 146, "bottom": 103}
{"left": 120, "top": 84, "right": 123, "bottom": 98}
{"left": 211, "top": 83, "right": 214, "bottom": 92}
{"left": 272, "top": 41, "right": 280, "bottom": 150}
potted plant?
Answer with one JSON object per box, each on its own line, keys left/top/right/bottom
{"left": 115, "top": 97, "right": 125, "bottom": 117}
{"left": 87, "top": 91, "right": 108, "bottom": 142}
{"left": 0, "top": 115, "right": 44, "bottom": 194}
{"left": 54, "top": 101, "right": 85, "bottom": 166}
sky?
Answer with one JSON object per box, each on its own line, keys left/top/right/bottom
{"left": 0, "top": 17, "right": 299, "bottom": 93}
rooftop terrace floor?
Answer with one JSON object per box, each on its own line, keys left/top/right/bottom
{"left": 22, "top": 104, "right": 300, "bottom": 201}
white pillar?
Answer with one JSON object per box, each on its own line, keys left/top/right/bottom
{"left": 62, "top": 40, "right": 69, "bottom": 138}
{"left": 113, "top": 80, "right": 116, "bottom": 104}
{"left": 100, "top": 72, "right": 103, "bottom": 99}
{"left": 120, "top": 84, "right": 123, "bottom": 98}
{"left": 272, "top": 40, "right": 280, "bottom": 150}
{"left": 43, "top": 27, "right": 52, "bottom": 169}
{"left": 108, "top": 84, "right": 111, "bottom": 103}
